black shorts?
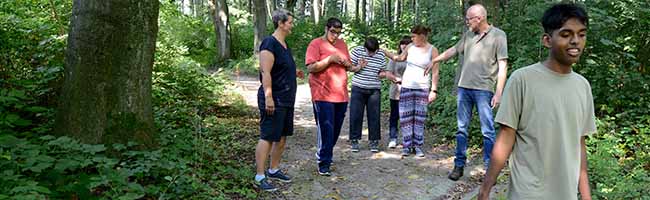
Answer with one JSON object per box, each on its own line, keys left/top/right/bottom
{"left": 259, "top": 106, "right": 294, "bottom": 142}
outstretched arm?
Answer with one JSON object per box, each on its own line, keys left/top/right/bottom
{"left": 383, "top": 44, "right": 410, "bottom": 62}
{"left": 432, "top": 46, "right": 457, "bottom": 63}
{"left": 478, "top": 125, "right": 516, "bottom": 200}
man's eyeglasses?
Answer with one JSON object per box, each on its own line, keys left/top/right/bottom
{"left": 329, "top": 29, "right": 342, "bottom": 35}
{"left": 465, "top": 16, "right": 480, "bottom": 22}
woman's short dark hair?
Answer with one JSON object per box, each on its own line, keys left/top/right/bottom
{"left": 272, "top": 9, "right": 293, "bottom": 29}
{"left": 326, "top": 17, "right": 343, "bottom": 29}
{"left": 397, "top": 36, "right": 412, "bottom": 54}
{"left": 410, "top": 25, "right": 431, "bottom": 35}
{"left": 541, "top": 3, "right": 589, "bottom": 35}
{"left": 364, "top": 37, "right": 380, "bottom": 53}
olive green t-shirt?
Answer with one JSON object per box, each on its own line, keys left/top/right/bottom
{"left": 495, "top": 63, "right": 597, "bottom": 199}
{"left": 455, "top": 26, "right": 508, "bottom": 92}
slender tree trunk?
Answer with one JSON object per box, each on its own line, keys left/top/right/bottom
{"left": 253, "top": 0, "right": 267, "bottom": 53}
{"left": 320, "top": 0, "right": 326, "bottom": 18}
{"left": 355, "top": 0, "right": 360, "bottom": 23}
{"left": 393, "top": 0, "right": 400, "bottom": 28}
{"left": 57, "top": 0, "right": 159, "bottom": 148}
{"left": 287, "top": 0, "right": 298, "bottom": 11}
{"left": 413, "top": 0, "right": 418, "bottom": 24}
{"left": 297, "top": 0, "right": 306, "bottom": 17}
{"left": 386, "top": 0, "right": 392, "bottom": 25}
{"left": 209, "top": 0, "right": 231, "bottom": 61}
{"left": 361, "top": 0, "right": 366, "bottom": 25}
{"left": 312, "top": 0, "right": 320, "bottom": 23}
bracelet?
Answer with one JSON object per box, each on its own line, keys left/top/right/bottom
{"left": 431, "top": 90, "right": 438, "bottom": 94}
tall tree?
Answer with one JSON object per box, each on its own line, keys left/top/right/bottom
{"left": 386, "top": 0, "right": 392, "bottom": 25}
{"left": 355, "top": 0, "right": 360, "bottom": 23}
{"left": 56, "top": 0, "right": 159, "bottom": 148}
{"left": 297, "top": 0, "right": 306, "bottom": 17}
{"left": 209, "top": 0, "right": 230, "bottom": 61}
{"left": 286, "top": 0, "right": 298, "bottom": 11}
{"left": 253, "top": 0, "right": 267, "bottom": 53}
{"left": 312, "top": 0, "right": 320, "bottom": 23}
{"left": 393, "top": 0, "right": 400, "bottom": 28}
{"left": 361, "top": 0, "right": 366, "bottom": 24}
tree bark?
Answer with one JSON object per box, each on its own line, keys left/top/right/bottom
{"left": 393, "top": 0, "right": 400, "bottom": 28}
{"left": 361, "top": 0, "right": 366, "bottom": 24}
{"left": 253, "top": 0, "right": 267, "bottom": 53}
{"left": 355, "top": 0, "right": 360, "bottom": 23}
{"left": 297, "top": 0, "right": 306, "bottom": 17}
{"left": 209, "top": 0, "right": 231, "bottom": 61}
{"left": 286, "top": 0, "right": 298, "bottom": 11}
{"left": 386, "top": 0, "right": 392, "bottom": 25}
{"left": 312, "top": 0, "right": 320, "bottom": 23}
{"left": 56, "top": 0, "right": 159, "bottom": 148}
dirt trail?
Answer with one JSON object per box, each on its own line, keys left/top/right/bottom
{"left": 231, "top": 76, "right": 506, "bottom": 200}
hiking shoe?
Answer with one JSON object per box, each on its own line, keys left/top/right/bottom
{"left": 448, "top": 166, "right": 464, "bottom": 181}
{"left": 254, "top": 177, "right": 277, "bottom": 192}
{"left": 350, "top": 140, "right": 360, "bottom": 152}
{"left": 401, "top": 148, "right": 410, "bottom": 156}
{"left": 388, "top": 139, "right": 397, "bottom": 149}
{"left": 318, "top": 168, "right": 332, "bottom": 176}
{"left": 414, "top": 147, "right": 425, "bottom": 157}
{"left": 369, "top": 140, "right": 379, "bottom": 153}
{"left": 267, "top": 169, "right": 292, "bottom": 183}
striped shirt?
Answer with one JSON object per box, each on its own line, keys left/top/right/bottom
{"left": 350, "top": 46, "right": 387, "bottom": 89}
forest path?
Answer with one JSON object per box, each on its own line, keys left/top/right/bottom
{"left": 231, "top": 75, "right": 506, "bottom": 200}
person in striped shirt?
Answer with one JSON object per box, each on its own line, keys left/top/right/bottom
{"left": 348, "top": 37, "right": 388, "bottom": 153}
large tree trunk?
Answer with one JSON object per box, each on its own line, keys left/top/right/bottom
{"left": 56, "top": 0, "right": 159, "bottom": 148}
{"left": 253, "top": 0, "right": 267, "bottom": 53}
{"left": 209, "top": 0, "right": 231, "bottom": 61}
{"left": 312, "top": 0, "right": 320, "bottom": 23}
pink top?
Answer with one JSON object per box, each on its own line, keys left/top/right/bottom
{"left": 305, "top": 38, "right": 350, "bottom": 102}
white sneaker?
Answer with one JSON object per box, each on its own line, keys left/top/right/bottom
{"left": 388, "top": 139, "right": 397, "bottom": 149}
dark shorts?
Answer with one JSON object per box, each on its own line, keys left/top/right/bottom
{"left": 259, "top": 106, "right": 294, "bottom": 142}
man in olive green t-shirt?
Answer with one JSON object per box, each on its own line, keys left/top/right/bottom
{"left": 431, "top": 4, "right": 509, "bottom": 180}
{"left": 478, "top": 3, "right": 596, "bottom": 200}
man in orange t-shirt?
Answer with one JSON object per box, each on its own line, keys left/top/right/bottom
{"left": 305, "top": 17, "right": 363, "bottom": 176}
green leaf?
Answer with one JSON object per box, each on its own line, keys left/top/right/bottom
{"left": 118, "top": 193, "right": 144, "bottom": 200}
{"left": 54, "top": 158, "right": 81, "bottom": 171}
{"left": 82, "top": 144, "right": 106, "bottom": 154}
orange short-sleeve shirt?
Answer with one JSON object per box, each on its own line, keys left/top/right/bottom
{"left": 305, "top": 38, "right": 350, "bottom": 102}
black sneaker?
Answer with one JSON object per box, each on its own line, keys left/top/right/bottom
{"left": 318, "top": 168, "right": 332, "bottom": 176}
{"left": 254, "top": 177, "right": 277, "bottom": 192}
{"left": 448, "top": 166, "right": 464, "bottom": 181}
{"left": 350, "top": 140, "right": 360, "bottom": 152}
{"left": 369, "top": 140, "right": 379, "bottom": 153}
{"left": 267, "top": 170, "right": 292, "bottom": 183}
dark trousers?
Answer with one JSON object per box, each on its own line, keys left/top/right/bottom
{"left": 349, "top": 86, "right": 381, "bottom": 141}
{"left": 389, "top": 99, "right": 399, "bottom": 139}
{"left": 313, "top": 101, "right": 347, "bottom": 171}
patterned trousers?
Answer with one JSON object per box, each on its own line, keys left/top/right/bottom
{"left": 399, "top": 88, "right": 428, "bottom": 148}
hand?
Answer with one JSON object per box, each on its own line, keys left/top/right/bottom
{"left": 424, "top": 62, "right": 434, "bottom": 76}
{"left": 428, "top": 91, "right": 437, "bottom": 103}
{"left": 359, "top": 58, "right": 368, "bottom": 69}
{"left": 296, "top": 70, "right": 305, "bottom": 79}
{"left": 265, "top": 98, "right": 275, "bottom": 115}
{"left": 328, "top": 54, "right": 342, "bottom": 64}
{"left": 393, "top": 77, "right": 402, "bottom": 84}
{"left": 491, "top": 95, "right": 501, "bottom": 109}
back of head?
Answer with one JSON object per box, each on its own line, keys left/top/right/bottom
{"left": 411, "top": 25, "right": 431, "bottom": 36}
{"left": 272, "top": 9, "right": 293, "bottom": 29}
{"left": 541, "top": 3, "right": 589, "bottom": 34}
{"left": 326, "top": 17, "right": 343, "bottom": 29}
{"left": 364, "top": 37, "right": 380, "bottom": 53}
{"left": 397, "top": 36, "right": 412, "bottom": 54}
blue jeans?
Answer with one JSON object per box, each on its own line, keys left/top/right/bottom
{"left": 349, "top": 86, "right": 381, "bottom": 141}
{"left": 313, "top": 101, "right": 347, "bottom": 171}
{"left": 389, "top": 99, "right": 399, "bottom": 139}
{"left": 454, "top": 87, "right": 496, "bottom": 168}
